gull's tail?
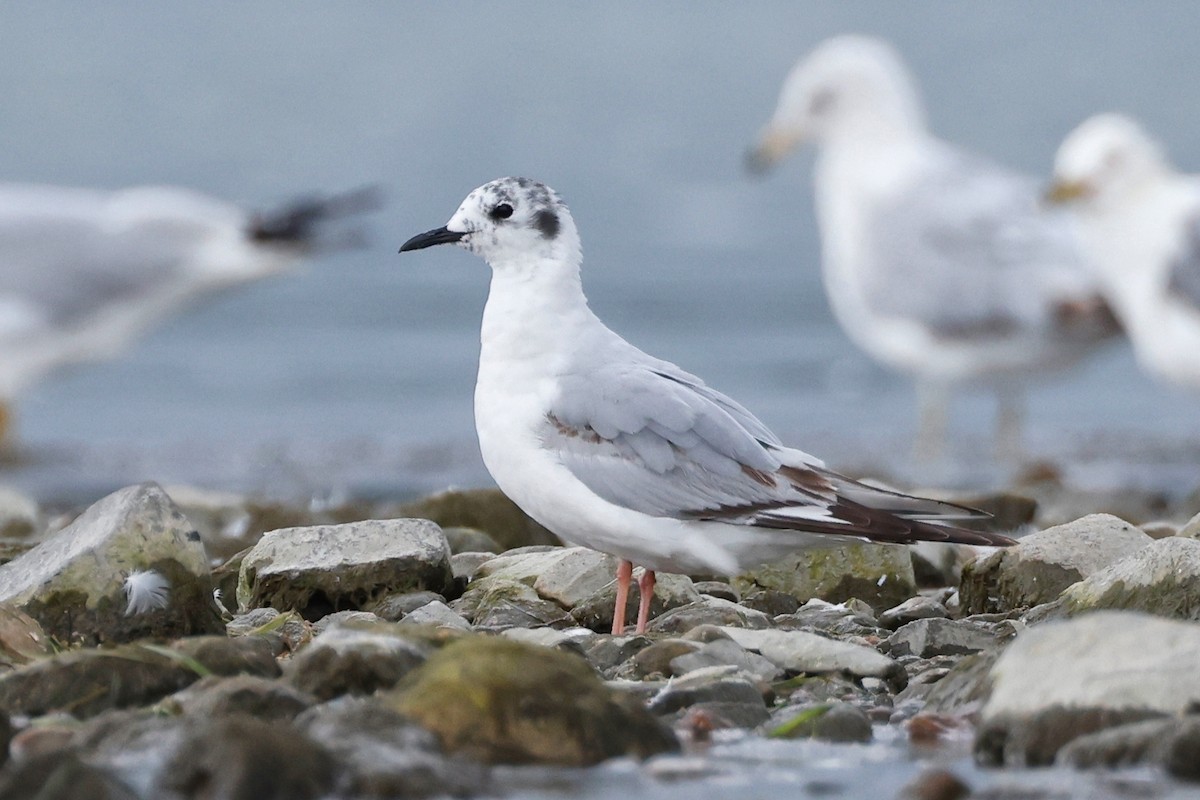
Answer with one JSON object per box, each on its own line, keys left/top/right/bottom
{"left": 247, "top": 186, "right": 383, "bottom": 250}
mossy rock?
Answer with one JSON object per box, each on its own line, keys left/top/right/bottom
{"left": 1061, "top": 537, "right": 1200, "bottom": 621}
{"left": 734, "top": 542, "right": 916, "bottom": 611}
{"left": 398, "top": 489, "right": 560, "bottom": 551}
{"left": 386, "top": 637, "right": 677, "bottom": 765}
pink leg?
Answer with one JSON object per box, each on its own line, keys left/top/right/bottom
{"left": 612, "top": 559, "right": 633, "bottom": 635}
{"left": 635, "top": 569, "right": 656, "bottom": 634}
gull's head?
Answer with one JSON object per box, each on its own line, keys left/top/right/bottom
{"left": 400, "top": 177, "right": 580, "bottom": 271}
{"left": 747, "top": 35, "right": 925, "bottom": 173}
{"left": 1047, "top": 114, "right": 1169, "bottom": 208}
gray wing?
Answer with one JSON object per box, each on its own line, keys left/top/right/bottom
{"left": 546, "top": 357, "right": 1008, "bottom": 546}
{"left": 0, "top": 185, "right": 222, "bottom": 336}
{"left": 862, "top": 145, "right": 1090, "bottom": 340}
{"left": 1166, "top": 214, "right": 1200, "bottom": 313}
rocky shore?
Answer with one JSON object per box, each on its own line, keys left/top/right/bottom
{"left": 0, "top": 475, "right": 1195, "bottom": 799}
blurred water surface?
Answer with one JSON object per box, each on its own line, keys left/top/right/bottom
{"left": 1, "top": 2, "right": 1198, "bottom": 501}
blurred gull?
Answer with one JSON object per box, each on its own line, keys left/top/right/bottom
{"left": 748, "top": 35, "right": 1117, "bottom": 461}
{"left": 399, "top": 176, "right": 1013, "bottom": 634}
{"left": 1048, "top": 113, "right": 1200, "bottom": 389}
{"left": 0, "top": 182, "right": 379, "bottom": 444}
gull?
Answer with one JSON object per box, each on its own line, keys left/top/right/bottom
{"left": 1047, "top": 113, "right": 1200, "bottom": 389}
{"left": 747, "top": 35, "right": 1117, "bottom": 461}
{"left": 399, "top": 176, "right": 1014, "bottom": 635}
{"left": 0, "top": 182, "right": 379, "bottom": 445}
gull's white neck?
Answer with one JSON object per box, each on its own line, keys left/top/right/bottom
{"left": 479, "top": 253, "right": 597, "bottom": 378}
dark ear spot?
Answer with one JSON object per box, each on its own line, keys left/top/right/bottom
{"left": 533, "top": 209, "right": 560, "bottom": 239}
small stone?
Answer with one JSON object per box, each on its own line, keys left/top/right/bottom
{"left": 1140, "top": 520, "right": 1179, "bottom": 539}
{"left": 879, "top": 596, "right": 949, "bottom": 630}
{"left": 287, "top": 622, "right": 432, "bottom": 701}
{"left": 621, "top": 639, "right": 702, "bottom": 680}
{"left": 883, "top": 618, "right": 997, "bottom": 658}
{"left": 312, "top": 610, "right": 383, "bottom": 635}
{"left": 648, "top": 674, "right": 768, "bottom": 716}
{"left": 170, "top": 635, "right": 280, "bottom": 678}
{"left": 668, "top": 638, "right": 781, "bottom": 682}
{"left": 449, "top": 552, "right": 492, "bottom": 581}
{"left": 914, "top": 648, "right": 1002, "bottom": 714}
{"left": 441, "top": 526, "right": 501, "bottom": 555}
{"left": 164, "top": 674, "right": 314, "bottom": 721}
{"left": 369, "top": 590, "right": 446, "bottom": 622}
{"left": 899, "top": 768, "right": 971, "bottom": 800}
{"left": 385, "top": 637, "right": 677, "bottom": 765}
{"left": 0, "top": 483, "right": 221, "bottom": 644}
{"left": 770, "top": 702, "right": 872, "bottom": 742}
{"left": 646, "top": 597, "right": 772, "bottom": 634}
{"left": 0, "top": 604, "right": 54, "bottom": 669}
{"left": 500, "top": 627, "right": 595, "bottom": 652}
{"left": 238, "top": 518, "right": 453, "bottom": 618}
{"left": 397, "top": 600, "right": 473, "bottom": 631}
{"left": 739, "top": 588, "right": 800, "bottom": 616}
{"left": 692, "top": 581, "right": 739, "bottom": 603}
{"left": 1180, "top": 512, "right": 1200, "bottom": 540}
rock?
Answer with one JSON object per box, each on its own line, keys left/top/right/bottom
{"left": 0, "top": 751, "right": 138, "bottom": 800}
{"left": 774, "top": 598, "right": 883, "bottom": 638}
{"left": 441, "top": 526, "right": 501, "bottom": 555}
{"left": 238, "top": 518, "right": 453, "bottom": 618}
{"left": 646, "top": 597, "right": 772, "bottom": 634}
{"left": 287, "top": 622, "right": 432, "bottom": 701}
{"left": 0, "top": 605, "right": 53, "bottom": 669}
{"left": 449, "top": 552, "right": 491, "bottom": 581}
{"left": 648, "top": 671, "right": 768, "bottom": 718}
{"left": 734, "top": 542, "right": 917, "bottom": 611}
{"left": 1058, "top": 716, "right": 1200, "bottom": 780}
{"left": 718, "top": 627, "right": 905, "bottom": 687}
{"left": 692, "top": 581, "right": 739, "bottom": 603}
{"left": 0, "top": 643, "right": 208, "bottom": 718}
{"left": 1060, "top": 537, "right": 1200, "bottom": 621}
{"left": 397, "top": 600, "right": 472, "bottom": 631}
{"left": 170, "top": 634, "right": 280, "bottom": 677}
{"left": 618, "top": 639, "right": 701, "bottom": 680}
{"left": 454, "top": 577, "right": 573, "bottom": 630}
{"left": 385, "top": 636, "right": 677, "bottom": 765}
{"left": 770, "top": 701, "right": 872, "bottom": 742}
{"left": 976, "top": 611, "right": 1200, "bottom": 765}
{"left": 739, "top": 588, "right": 800, "bottom": 616}
{"left": 899, "top": 768, "right": 971, "bottom": 800}
{"left": 566, "top": 571, "right": 700, "bottom": 632}
{"left": 0, "top": 483, "right": 221, "bottom": 643}
{"left": 397, "top": 488, "right": 559, "bottom": 550}
{"left": 669, "top": 638, "right": 781, "bottom": 682}
{"left": 500, "top": 627, "right": 595, "bottom": 652}
{"left": 296, "top": 697, "right": 488, "bottom": 798}
{"left": 582, "top": 635, "right": 652, "bottom": 676}
{"left": 879, "top": 596, "right": 949, "bottom": 629}
{"left": 1180, "top": 512, "right": 1200, "bottom": 539}
{"left": 156, "top": 715, "right": 336, "bottom": 800}
{"left": 226, "top": 608, "right": 312, "bottom": 654}
{"left": 163, "top": 674, "right": 314, "bottom": 720}
{"left": 960, "top": 513, "right": 1151, "bottom": 614}
{"left": 884, "top": 618, "right": 998, "bottom": 658}
{"left": 908, "top": 542, "right": 967, "bottom": 588}
{"left": 369, "top": 591, "right": 447, "bottom": 622}
{"left": 915, "top": 648, "right": 1002, "bottom": 714}
{"left": 312, "top": 610, "right": 383, "bottom": 635}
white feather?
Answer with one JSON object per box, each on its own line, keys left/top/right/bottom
{"left": 123, "top": 569, "right": 171, "bottom": 616}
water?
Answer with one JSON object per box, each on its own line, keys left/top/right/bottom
{"left": 1, "top": 3, "right": 1199, "bottom": 502}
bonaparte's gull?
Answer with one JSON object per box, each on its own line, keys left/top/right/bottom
{"left": 1048, "top": 113, "right": 1200, "bottom": 389}
{"left": 400, "top": 176, "right": 1014, "bottom": 634}
{"left": 747, "top": 35, "right": 1117, "bottom": 461}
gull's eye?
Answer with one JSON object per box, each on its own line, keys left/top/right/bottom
{"left": 490, "top": 203, "right": 514, "bottom": 221}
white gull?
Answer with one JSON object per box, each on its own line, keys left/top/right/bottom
{"left": 400, "top": 176, "right": 1013, "bottom": 634}
{"left": 747, "top": 35, "right": 1117, "bottom": 461}
{"left": 0, "top": 182, "right": 378, "bottom": 443}
{"left": 1048, "top": 113, "right": 1200, "bottom": 389}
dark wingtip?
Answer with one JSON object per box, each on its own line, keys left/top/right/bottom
{"left": 248, "top": 186, "right": 385, "bottom": 246}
